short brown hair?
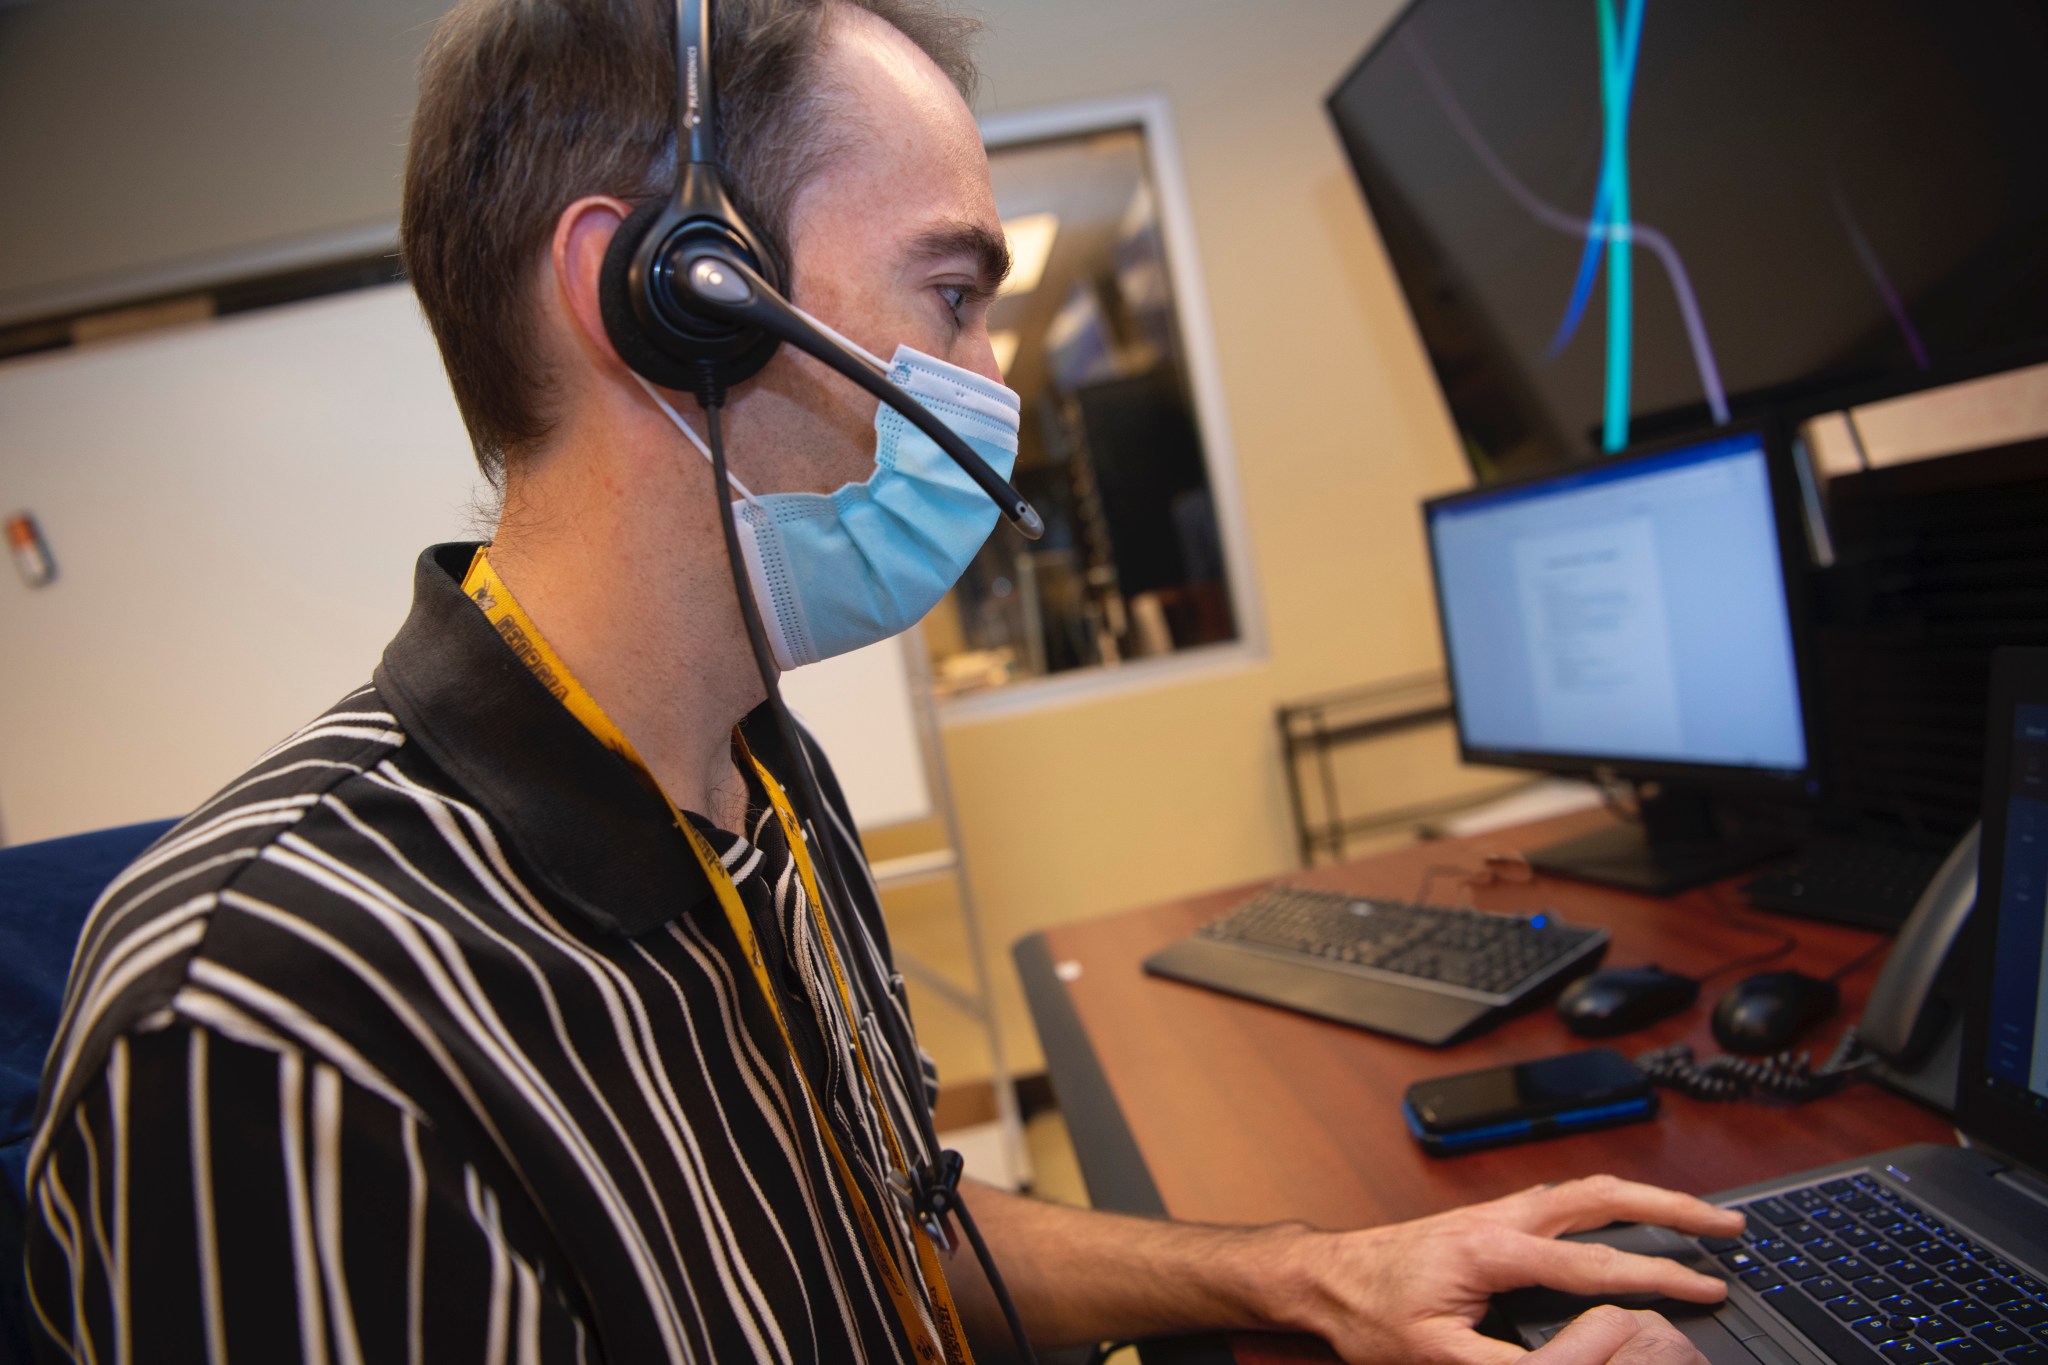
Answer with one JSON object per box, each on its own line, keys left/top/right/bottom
{"left": 401, "top": 0, "right": 980, "bottom": 482}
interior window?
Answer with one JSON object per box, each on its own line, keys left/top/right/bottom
{"left": 924, "top": 125, "right": 1238, "bottom": 698}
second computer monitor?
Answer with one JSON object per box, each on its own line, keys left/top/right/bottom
{"left": 1423, "top": 429, "right": 1812, "bottom": 891}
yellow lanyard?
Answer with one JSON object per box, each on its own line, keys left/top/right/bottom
{"left": 462, "top": 549, "right": 972, "bottom": 1365}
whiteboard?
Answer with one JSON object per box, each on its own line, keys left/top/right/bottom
{"left": 781, "top": 637, "right": 932, "bottom": 831}
{"left": 0, "top": 281, "right": 930, "bottom": 844}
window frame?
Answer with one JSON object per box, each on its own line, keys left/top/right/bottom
{"left": 941, "top": 91, "right": 1266, "bottom": 724}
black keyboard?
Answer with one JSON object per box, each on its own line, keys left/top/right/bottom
{"left": 1198, "top": 886, "right": 1605, "bottom": 1001}
{"left": 1703, "top": 1173, "right": 2048, "bottom": 1365}
{"left": 1741, "top": 839, "right": 1950, "bottom": 929}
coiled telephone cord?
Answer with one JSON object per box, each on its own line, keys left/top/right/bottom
{"left": 1635, "top": 1027, "right": 1882, "bottom": 1103}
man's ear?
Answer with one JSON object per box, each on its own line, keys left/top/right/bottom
{"left": 550, "top": 196, "right": 637, "bottom": 375}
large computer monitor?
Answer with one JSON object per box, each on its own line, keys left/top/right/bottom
{"left": 1423, "top": 427, "right": 1814, "bottom": 893}
{"left": 1327, "top": 0, "right": 2048, "bottom": 481}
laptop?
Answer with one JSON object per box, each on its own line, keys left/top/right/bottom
{"left": 1504, "top": 646, "right": 2048, "bottom": 1365}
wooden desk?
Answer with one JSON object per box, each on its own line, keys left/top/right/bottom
{"left": 1014, "top": 811, "right": 1955, "bottom": 1364}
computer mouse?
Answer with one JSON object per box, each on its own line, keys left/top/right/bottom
{"left": 1711, "top": 971, "right": 1840, "bottom": 1055}
{"left": 1556, "top": 966, "right": 1701, "bottom": 1037}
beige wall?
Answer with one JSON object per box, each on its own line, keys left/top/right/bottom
{"left": 915, "top": 0, "right": 1481, "bottom": 1078}
{"left": 0, "top": 0, "right": 441, "bottom": 322}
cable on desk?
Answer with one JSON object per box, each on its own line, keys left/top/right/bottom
{"left": 1689, "top": 883, "right": 1801, "bottom": 984}
{"left": 1413, "top": 852, "right": 1535, "bottom": 907}
{"left": 1635, "top": 1027, "right": 1880, "bottom": 1103}
{"left": 1596, "top": 775, "right": 1643, "bottom": 825}
{"left": 1827, "top": 936, "right": 1891, "bottom": 984}
{"left": 1414, "top": 863, "right": 1476, "bottom": 906}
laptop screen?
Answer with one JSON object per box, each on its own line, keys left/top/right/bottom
{"left": 1962, "top": 649, "right": 2048, "bottom": 1165}
{"left": 1984, "top": 701, "right": 2048, "bottom": 1105}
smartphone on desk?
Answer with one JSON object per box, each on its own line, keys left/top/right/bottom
{"left": 1403, "top": 1048, "right": 1657, "bottom": 1156}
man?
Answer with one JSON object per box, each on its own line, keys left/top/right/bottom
{"left": 24, "top": 0, "right": 1743, "bottom": 1360}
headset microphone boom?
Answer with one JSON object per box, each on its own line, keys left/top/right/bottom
{"left": 677, "top": 252, "right": 1045, "bottom": 538}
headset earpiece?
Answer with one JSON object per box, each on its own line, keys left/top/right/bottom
{"left": 597, "top": 200, "right": 701, "bottom": 392}
{"left": 595, "top": 0, "right": 783, "bottom": 400}
{"left": 597, "top": 162, "right": 785, "bottom": 396}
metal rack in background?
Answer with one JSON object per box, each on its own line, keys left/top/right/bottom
{"left": 1276, "top": 672, "right": 1532, "bottom": 866}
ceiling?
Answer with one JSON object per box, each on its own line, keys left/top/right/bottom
{"left": 987, "top": 126, "right": 1151, "bottom": 420}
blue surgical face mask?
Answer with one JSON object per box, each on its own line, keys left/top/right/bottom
{"left": 635, "top": 342, "right": 1022, "bottom": 670}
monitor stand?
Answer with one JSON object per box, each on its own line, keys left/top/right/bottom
{"left": 1527, "top": 784, "right": 1791, "bottom": 897}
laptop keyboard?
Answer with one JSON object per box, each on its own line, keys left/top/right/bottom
{"left": 1701, "top": 1173, "right": 2047, "bottom": 1365}
{"left": 1198, "top": 885, "right": 1604, "bottom": 1000}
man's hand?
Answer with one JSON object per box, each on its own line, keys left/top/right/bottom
{"left": 1267, "top": 1173, "right": 1746, "bottom": 1365}
{"left": 1529, "top": 1306, "right": 1713, "bottom": 1365}
{"left": 951, "top": 1172, "right": 1743, "bottom": 1362}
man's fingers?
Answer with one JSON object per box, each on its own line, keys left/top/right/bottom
{"left": 1411, "top": 1320, "right": 1527, "bottom": 1365}
{"left": 1508, "top": 1234, "right": 1732, "bottom": 1304}
{"left": 1528, "top": 1307, "right": 1707, "bottom": 1365}
{"left": 1513, "top": 1175, "right": 1747, "bottom": 1239}
{"left": 1526, "top": 1307, "right": 1655, "bottom": 1365}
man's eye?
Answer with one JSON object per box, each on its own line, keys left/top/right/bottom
{"left": 937, "top": 285, "right": 969, "bottom": 319}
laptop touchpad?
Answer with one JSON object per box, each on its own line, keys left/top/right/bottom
{"left": 1495, "top": 1222, "right": 1730, "bottom": 1342}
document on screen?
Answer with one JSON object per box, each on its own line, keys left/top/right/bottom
{"left": 1512, "top": 517, "right": 1683, "bottom": 759}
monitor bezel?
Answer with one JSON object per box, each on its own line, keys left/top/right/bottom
{"left": 1955, "top": 647, "right": 2048, "bottom": 1168}
{"left": 1420, "top": 420, "right": 1821, "bottom": 791}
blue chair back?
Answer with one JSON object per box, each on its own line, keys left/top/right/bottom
{"left": 1, "top": 818, "right": 177, "bottom": 1361}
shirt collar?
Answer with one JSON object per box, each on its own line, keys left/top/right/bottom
{"left": 373, "top": 542, "right": 792, "bottom": 939}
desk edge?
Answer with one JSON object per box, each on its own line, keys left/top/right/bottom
{"left": 1014, "top": 931, "right": 1168, "bottom": 1218}
{"left": 1013, "top": 932, "right": 1241, "bottom": 1365}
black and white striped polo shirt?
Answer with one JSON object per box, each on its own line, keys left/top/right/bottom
{"left": 25, "top": 542, "right": 950, "bottom": 1364}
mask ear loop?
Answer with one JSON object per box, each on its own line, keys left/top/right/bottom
{"left": 630, "top": 371, "right": 764, "bottom": 507}
{"left": 792, "top": 311, "right": 891, "bottom": 375}
{"left": 626, "top": 299, "right": 896, "bottom": 480}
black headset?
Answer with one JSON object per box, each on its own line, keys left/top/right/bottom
{"left": 594, "top": 0, "right": 780, "bottom": 394}
{"left": 596, "top": 0, "right": 1043, "bottom": 538}
{"left": 597, "top": 4, "right": 1044, "bottom": 1360}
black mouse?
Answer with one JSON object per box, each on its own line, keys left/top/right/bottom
{"left": 1711, "top": 970, "right": 1840, "bottom": 1055}
{"left": 1556, "top": 966, "right": 1700, "bottom": 1037}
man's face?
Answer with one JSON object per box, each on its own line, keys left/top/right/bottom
{"left": 722, "top": 8, "right": 1010, "bottom": 497}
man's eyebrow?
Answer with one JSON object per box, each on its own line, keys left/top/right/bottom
{"left": 905, "top": 221, "right": 1012, "bottom": 295}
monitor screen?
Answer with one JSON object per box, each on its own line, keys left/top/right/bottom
{"left": 1984, "top": 700, "right": 2048, "bottom": 1108}
{"left": 1328, "top": 0, "right": 2048, "bottom": 478}
{"left": 1426, "top": 432, "right": 1807, "bottom": 779}
{"left": 1959, "top": 649, "right": 2048, "bottom": 1165}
